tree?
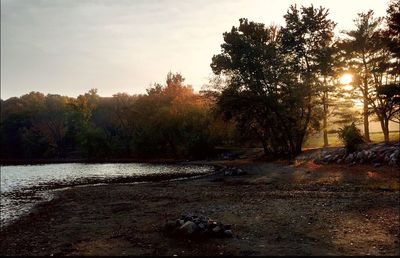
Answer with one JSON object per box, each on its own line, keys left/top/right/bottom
{"left": 341, "top": 9, "right": 400, "bottom": 142}
{"left": 280, "top": 5, "right": 337, "bottom": 149}
{"left": 385, "top": 0, "right": 400, "bottom": 59}
{"left": 340, "top": 11, "right": 384, "bottom": 141}
{"left": 382, "top": 0, "right": 400, "bottom": 128}
{"left": 211, "top": 5, "right": 334, "bottom": 156}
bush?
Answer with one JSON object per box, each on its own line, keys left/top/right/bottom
{"left": 338, "top": 123, "right": 365, "bottom": 153}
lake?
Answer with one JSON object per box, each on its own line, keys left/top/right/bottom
{"left": 0, "top": 163, "right": 214, "bottom": 227}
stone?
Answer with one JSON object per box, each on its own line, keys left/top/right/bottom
{"left": 389, "top": 158, "right": 397, "bottom": 166}
{"left": 180, "top": 221, "right": 198, "bottom": 235}
{"left": 345, "top": 154, "right": 354, "bottom": 163}
{"left": 198, "top": 222, "right": 207, "bottom": 230}
{"left": 237, "top": 168, "right": 246, "bottom": 175}
{"left": 212, "top": 225, "right": 222, "bottom": 234}
{"left": 166, "top": 214, "right": 234, "bottom": 239}
{"left": 224, "top": 230, "right": 233, "bottom": 238}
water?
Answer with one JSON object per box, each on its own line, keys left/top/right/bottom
{"left": 0, "top": 163, "right": 213, "bottom": 227}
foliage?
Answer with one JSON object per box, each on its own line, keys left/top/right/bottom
{"left": 0, "top": 73, "right": 230, "bottom": 161}
{"left": 339, "top": 9, "right": 400, "bottom": 142}
{"left": 211, "top": 5, "right": 336, "bottom": 156}
{"left": 385, "top": 0, "right": 400, "bottom": 59}
{"left": 338, "top": 123, "right": 365, "bottom": 153}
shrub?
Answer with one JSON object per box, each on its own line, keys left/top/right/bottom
{"left": 338, "top": 122, "right": 365, "bottom": 153}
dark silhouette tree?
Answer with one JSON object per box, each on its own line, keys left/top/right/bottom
{"left": 211, "top": 5, "right": 336, "bottom": 155}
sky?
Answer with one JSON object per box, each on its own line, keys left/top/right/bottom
{"left": 1, "top": 0, "right": 390, "bottom": 99}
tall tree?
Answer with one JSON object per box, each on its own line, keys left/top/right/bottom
{"left": 342, "top": 9, "right": 399, "bottom": 142}
{"left": 385, "top": 0, "right": 400, "bottom": 59}
{"left": 211, "top": 5, "right": 334, "bottom": 156}
{"left": 382, "top": 0, "right": 400, "bottom": 136}
{"left": 340, "top": 11, "right": 383, "bottom": 141}
{"left": 280, "top": 5, "right": 336, "bottom": 148}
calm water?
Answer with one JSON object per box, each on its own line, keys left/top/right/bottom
{"left": 0, "top": 163, "right": 213, "bottom": 227}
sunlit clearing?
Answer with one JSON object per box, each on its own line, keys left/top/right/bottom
{"left": 340, "top": 73, "right": 353, "bottom": 85}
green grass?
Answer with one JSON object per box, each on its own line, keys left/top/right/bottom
{"left": 303, "top": 131, "right": 400, "bottom": 148}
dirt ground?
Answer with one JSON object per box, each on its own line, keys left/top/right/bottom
{"left": 0, "top": 160, "right": 399, "bottom": 256}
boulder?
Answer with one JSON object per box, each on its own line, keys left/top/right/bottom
{"left": 224, "top": 230, "right": 233, "bottom": 238}
{"left": 180, "top": 221, "right": 198, "bottom": 235}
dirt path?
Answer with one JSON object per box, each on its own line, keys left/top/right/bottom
{"left": 0, "top": 161, "right": 399, "bottom": 256}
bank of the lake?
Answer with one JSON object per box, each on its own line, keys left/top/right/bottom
{"left": 0, "top": 163, "right": 215, "bottom": 227}
{"left": 0, "top": 158, "right": 399, "bottom": 256}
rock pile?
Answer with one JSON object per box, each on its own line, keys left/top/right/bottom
{"left": 221, "top": 167, "right": 247, "bottom": 176}
{"left": 314, "top": 142, "right": 400, "bottom": 166}
{"left": 164, "top": 213, "right": 233, "bottom": 239}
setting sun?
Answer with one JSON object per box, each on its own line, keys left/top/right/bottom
{"left": 340, "top": 73, "right": 353, "bottom": 85}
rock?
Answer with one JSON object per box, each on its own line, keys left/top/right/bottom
{"left": 224, "top": 230, "right": 233, "bottom": 238}
{"left": 345, "top": 154, "right": 354, "bottom": 163}
{"left": 212, "top": 225, "right": 222, "bottom": 236}
{"left": 373, "top": 163, "right": 381, "bottom": 168}
{"left": 166, "top": 214, "right": 233, "bottom": 239}
{"left": 322, "top": 154, "right": 332, "bottom": 162}
{"left": 237, "top": 168, "right": 246, "bottom": 175}
{"left": 181, "top": 214, "right": 193, "bottom": 222}
{"left": 198, "top": 222, "right": 207, "bottom": 230}
{"left": 180, "top": 221, "right": 198, "bottom": 235}
{"left": 389, "top": 158, "right": 397, "bottom": 166}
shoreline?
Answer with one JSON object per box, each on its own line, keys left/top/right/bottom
{"left": 1, "top": 159, "right": 399, "bottom": 256}
{"left": 1, "top": 167, "right": 223, "bottom": 229}
{"left": 0, "top": 163, "right": 223, "bottom": 228}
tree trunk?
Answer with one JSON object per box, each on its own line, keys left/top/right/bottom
{"left": 322, "top": 89, "right": 329, "bottom": 147}
{"left": 363, "top": 99, "right": 370, "bottom": 142}
{"left": 323, "top": 103, "right": 328, "bottom": 147}
{"left": 323, "top": 129, "right": 329, "bottom": 147}
{"left": 380, "top": 118, "right": 390, "bottom": 143}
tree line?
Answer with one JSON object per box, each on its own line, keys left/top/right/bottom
{"left": 0, "top": 73, "right": 238, "bottom": 160}
{"left": 1, "top": 1, "right": 399, "bottom": 160}
{"left": 207, "top": 1, "right": 399, "bottom": 155}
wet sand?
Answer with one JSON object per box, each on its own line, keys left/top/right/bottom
{"left": 0, "top": 160, "right": 399, "bottom": 256}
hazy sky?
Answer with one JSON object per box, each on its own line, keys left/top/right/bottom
{"left": 1, "top": 0, "right": 389, "bottom": 99}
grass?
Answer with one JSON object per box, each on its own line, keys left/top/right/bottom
{"left": 303, "top": 131, "right": 400, "bottom": 148}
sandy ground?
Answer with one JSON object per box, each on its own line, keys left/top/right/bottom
{"left": 0, "top": 159, "right": 399, "bottom": 256}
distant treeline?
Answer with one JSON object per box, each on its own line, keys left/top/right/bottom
{"left": 0, "top": 73, "right": 239, "bottom": 161}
